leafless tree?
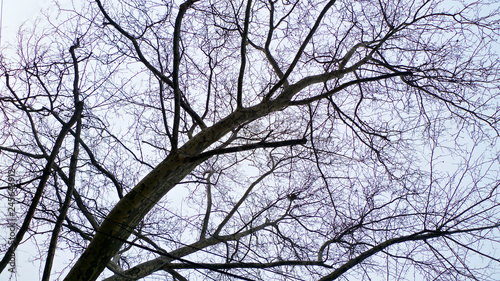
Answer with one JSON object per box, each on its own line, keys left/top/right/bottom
{"left": 1, "top": 0, "right": 500, "bottom": 280}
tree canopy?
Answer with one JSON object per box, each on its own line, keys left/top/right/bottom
{"left": 1, "top": 0, "right": 500, "bottom": 280}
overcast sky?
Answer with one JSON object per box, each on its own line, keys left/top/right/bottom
{"left": 0, "top": 0, "right": 52, "bottom": 46}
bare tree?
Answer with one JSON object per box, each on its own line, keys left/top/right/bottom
{"left": 1, "top": 0, "right": 500, "bottom": 280}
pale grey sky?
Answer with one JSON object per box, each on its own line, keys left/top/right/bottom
{"left": 0, "top": 0, "right": 52, "bottom": 46}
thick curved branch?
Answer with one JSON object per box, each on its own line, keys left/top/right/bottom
{"left": 104, "top": 220, "right": 277, "bottom": 281}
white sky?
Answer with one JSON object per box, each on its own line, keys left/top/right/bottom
{"left": 0, "top": 0, "right": 51, "bottom": 46}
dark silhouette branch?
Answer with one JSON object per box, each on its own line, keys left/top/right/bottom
{"left": 0, "top": 76, "right": 83, "bottom": 272}
{"left": 237, "top": 0, "right": 253, "bottom": 108}
{"left": 42, "top": 39, "right": 83, "bottom": 281}
{"left": 187, "top": 138, "right": 307, "bottom": 162}
{"left": 172, "top": 0, "right": 200, "bottom": 151}
{"left": 318, "top": 225, "right": 500, "bottom": 281}
{"left": 265, "top": 0, "right": 338, "bottom": 100}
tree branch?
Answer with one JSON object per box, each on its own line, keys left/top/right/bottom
{"left": 163, "top": 260, "right": 330, "bottom": 270}
{"left": 237, "top": 0, "right": 253, "bottom": 108}
{"left": 318, "top": 224, "right": 500, "bottom": 281}
{"left": 265, "top": 0, "right": 338, "bottom": 100}
{"left": 289, "top": 72, "right": 412, "bottom": 106}
{"left": 94, "top": 0, "right": 206, "bottom": 130}
{"left": 42, "top": 39, "right": 83, "bottom": 281}
{"left": 0, "top": 93, "right": 83, "bottom": 273}
{"left": 188, "top": 138, "right": 307, "bottom": 162}
{"left": 199, "top": 171, "right": 213, "bottom": 240}
{"left": 172, "top": 0, "right": 200, "bottom": 151}
{"left": 104, "top": 219, "right": 279, "bottom": 281}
